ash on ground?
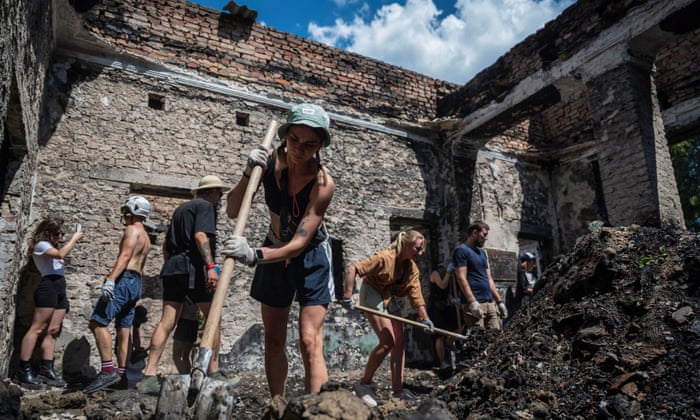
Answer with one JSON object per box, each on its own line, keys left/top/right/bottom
{"left": 3, "top": 226, "right": 699, "bottom": 419}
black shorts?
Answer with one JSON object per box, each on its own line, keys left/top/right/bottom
{"left": 161, "top": 273, "right": 213, "bottom": 303}
{"left": 34, "top": 275, "right": 69, "bottom": 310}
{"left": 428, "top": 303, "right": 458, "bottom": 332}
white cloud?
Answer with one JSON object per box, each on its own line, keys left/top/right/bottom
{"left": 309, "top": 0, "right": 574, "bottom": 84}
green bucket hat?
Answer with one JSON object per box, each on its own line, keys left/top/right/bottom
{"left": 277, "top": 103, "right": 331, "bottom": 147}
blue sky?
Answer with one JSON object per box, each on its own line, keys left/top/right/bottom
{"left": 191, "top": 0, "right": 575, "bottom": 84}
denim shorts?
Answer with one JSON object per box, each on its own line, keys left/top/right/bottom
{"left": 90, "top": 270, "right": 142, "bottom": 328}
{"left": 250, "top": 232, "right": 334, "bottom": 308}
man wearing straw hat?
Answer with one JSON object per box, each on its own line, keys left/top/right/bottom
{"left": 138, "top": 175, "right": 232, "bottom": 394}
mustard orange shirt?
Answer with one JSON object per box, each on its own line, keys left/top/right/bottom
{"left": 354, "top": 247, "right": 426, "bottom": 309}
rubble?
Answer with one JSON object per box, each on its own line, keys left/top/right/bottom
{"left": 3, "top": 226, "right": 699, "bottom": 419}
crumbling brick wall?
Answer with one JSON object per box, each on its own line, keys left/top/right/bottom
{"left": 80, "top": 0, "right": 456, "bottom": 123}
{"left": 0, "top": 0, "right": 55, "bottom": 376}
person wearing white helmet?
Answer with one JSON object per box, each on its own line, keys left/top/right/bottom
{"left": 138, "top": 175, "right": 232, "bottom": 394}
{"left": 224, "top": 103, "right": 335, "bottom": 397}
{"left": 84, "top": 196, "right": 151, "bottom": 393}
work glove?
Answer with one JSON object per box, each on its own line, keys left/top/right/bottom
{"left": 339, "top": 298, "right": 355, "bottom": 311}
{"left": 497, "top": 302, "right": 508, "bottom": 319}
{"left": 421, "top": 318, "right": 435, "bottom": 333}
{"left": 243, "top": 145, "right": 269, "bottom": 177}
{"left": 468, "top": 301, "right": 483, "bottom": 319}
{"left": 222, "top": 236, "right": 257, "bottom": 266}
{"left": 101, "top": 278, "right": 116, "bottom": 302}
{"left": 446, "top": 263, "right": 455, "bottom": 274}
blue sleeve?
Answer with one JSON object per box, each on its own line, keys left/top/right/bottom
{"left": 453, "top": 245, "right": 468, "bottom": 268}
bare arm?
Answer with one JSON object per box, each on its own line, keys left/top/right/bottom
{"left": 226, "top": 175, "right": 251, "bottom": 219}
{"left": 343, "top": 264, "right": 357, "bottom": 300}
{"left": 42, "top": 231, "right": 83, "bottom": 259}
{"left": 487, "top": 268, "right": 502, "bottom": 302}
{"left": 416, "top": 305, "right": 429, "bottom": 320}
{"left": 456, "top": 266, "right": 476, "bottom": 303}
{"left": 431, "top": 270, "right": 450, "bottom": 290}
{"left": 194, "top": 231, "right": 215, "bottom": 266}
{"left": 226, "top": 148, "right": 271, "bottom": 219}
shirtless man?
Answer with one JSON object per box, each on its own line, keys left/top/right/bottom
{"left": 84, "top": 196, "right": 152, "bottom": 393}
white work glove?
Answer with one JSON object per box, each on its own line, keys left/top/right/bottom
{"left": 339, "top": 298, "right": 355, "bottom": 311}
{"left": 222, "top": 236, "right": 257, "bottom": 266}
{"left": 497, "top": 302, "right": 508, "bottom": 319}
{"left": 101, "top": 278, "right": 116, "bottom": 302}
{"left": 446, "top": 263, "right": 455, "bottom": 273}
{"left": 243, "top": 145, "right": 269, "bottom": 177}
{"left": 469, "top": 301, "right": 483, "bottom": 319}
{"left": 421, "top": 318, "right": 435, "bottom": 333}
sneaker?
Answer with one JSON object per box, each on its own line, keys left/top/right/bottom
{"left": 137, "top": 375, "right": 161, "bottom": 395}
{"left": 83, "top": 371, "right": 120, "bottom": 394}
{"left": 108, "top": 375, "right": 129, "bottom": 390}
{"left": 209, "top": 371, "right": 241, "bottom": 387}
{"left": 354, "top": 382, "right": 378, "bottom": 408}
{"left": 439, "top": 361, "right": 451, "bottom": 370}
{"left": 392, "top": 388, "right": 419, "bottom": 403}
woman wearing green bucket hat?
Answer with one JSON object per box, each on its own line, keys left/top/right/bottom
{"left": 225, "top": 103, "right": 334, "bottom": 398}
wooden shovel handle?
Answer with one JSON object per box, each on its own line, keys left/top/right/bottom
{"left": 355, "top": 304, "right": 469, "bottom": 341}
{"left": 200, "top": 120, "right": 279, "bottom": 349}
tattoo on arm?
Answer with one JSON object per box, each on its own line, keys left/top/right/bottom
{"left": 198, "top": 239, "right": 213, "bottom": 264}
{"left": 296, "top": 220, "right": 308, "bottom": 237}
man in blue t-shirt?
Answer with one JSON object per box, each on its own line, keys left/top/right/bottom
{"left": 453, "top": 221, "right": 507, "bottom": 330}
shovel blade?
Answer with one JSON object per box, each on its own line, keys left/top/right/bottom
{"left": 192, "top": 377, "right": 236, "bottom": 420}
{"left": 156, "top": 374, "right": 191, "bottom": 419}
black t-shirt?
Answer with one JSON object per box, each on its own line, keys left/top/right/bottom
{"left": 161, "top": 198, "right": 217, "bottom": 277}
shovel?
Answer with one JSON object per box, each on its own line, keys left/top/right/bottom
{"left": 355, "top": 304, "right": 469, "bottom": 341}
{"left": 156, "top": 119, "right": 280, "bottom": 420}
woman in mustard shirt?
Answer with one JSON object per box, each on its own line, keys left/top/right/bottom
{"left": 342, "top": 229, "right": 433, "bottom": 407}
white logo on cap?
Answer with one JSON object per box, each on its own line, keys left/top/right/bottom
{"left": 301, "top": 107, "right": 315, "bottom": 115}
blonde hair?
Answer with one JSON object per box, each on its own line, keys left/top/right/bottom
{"left": 391, "top": 230, "right": 425, "bottom": 254}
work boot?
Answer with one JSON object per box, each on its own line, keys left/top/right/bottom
{"left": 14, "top": 361, "right": 42, "bottom": 390}
{"left": 38, "top": 360, "right": 66, "bottom": 387}
{"left": 83, "top": 371, "right": 120, "bottom": 394}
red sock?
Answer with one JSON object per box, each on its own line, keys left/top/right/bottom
{"left": 101, "top": 360, "right": 114, "bottom": 373}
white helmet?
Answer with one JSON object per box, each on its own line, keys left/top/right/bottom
{"left": 121, "top": 196, "right": 150, "bottom": 219}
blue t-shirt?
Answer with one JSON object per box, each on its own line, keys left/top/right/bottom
{"left": 453, "top": 243, "right": 492, "bottom": 303}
